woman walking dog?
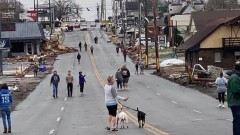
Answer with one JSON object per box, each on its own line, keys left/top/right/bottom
{"left": 104, "top": 76, "right": 128, "bottom": 131}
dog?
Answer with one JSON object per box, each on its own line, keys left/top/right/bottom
{"left": 137, "top": 108, "right": 146, "bottom": 128}
{"left": 116, "top": 110, "right": 129, "bottom": 129}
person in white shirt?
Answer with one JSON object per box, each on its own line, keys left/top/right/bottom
{"left": 104, "top": 76, "right": 128, "bottom": 131}
{"left": 215, "top": 72, "right": 228, "bottom": 108}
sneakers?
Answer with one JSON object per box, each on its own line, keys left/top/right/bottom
{"left": 218, "top": 103, "right": 226, "bottom": 108}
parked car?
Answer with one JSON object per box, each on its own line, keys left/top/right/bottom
{"left": 74, "top": 23, "right": 80, "bottom": 28}
{"left": 80, "top": 26, "right": 88, "bottom": 31}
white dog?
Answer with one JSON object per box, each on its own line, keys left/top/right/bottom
{"left": 116, "top": 111, "right": 129, "bottom": 129}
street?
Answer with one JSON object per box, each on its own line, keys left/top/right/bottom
{"left": 9, "top": 25, "right": 232, "bottom": 135}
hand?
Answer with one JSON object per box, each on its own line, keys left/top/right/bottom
{"left": 123, "top": 97, "right": 129, "bottom": 101}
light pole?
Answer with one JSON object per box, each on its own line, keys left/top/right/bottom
{"left": 144, "top": 0, "right": 149, "bottom": 68}
{"left": 138, "top": 1, "right": 143, "bottom": 60}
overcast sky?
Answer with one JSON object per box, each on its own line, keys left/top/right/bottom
{"left": 20, "top": 0, "right": 113, "bottom": 21}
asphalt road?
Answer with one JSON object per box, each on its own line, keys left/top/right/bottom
{"left": 9, "top": 25, "right": 232, "bottom": 135}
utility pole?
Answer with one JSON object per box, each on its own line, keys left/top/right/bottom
{"left": 138, "top": 0, "right": 143, "bottom": 59}
{"left": 152, "top": 0, "right": 160, "bottom": 72}
{"left": 144, "top": 0, "right": 149, "bottom": 68}
{"left": 122, "top": 0, "right": 126, "bottom": 47}
{"left": 97, "top": 3, "right": 99, "bottom": 20}
{"left": 37, "top": 0, "right": 39, "bottom": 22}
{"left": 49, "top": 0, "right": 52, "bottom": 38}
{"left": 104, "top": 0, "right": 107, "bottom": 22}
{"left": 101, "top": 0, "right": 104, "bottom": 21}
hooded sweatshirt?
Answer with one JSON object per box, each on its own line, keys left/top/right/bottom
{"left": 79, "top": 74, "right": 86, "bottom": 84}
{"left": 227, "top": 74, "right": 240, "bottom": 107}
{"left": 0, "top": 89, "right": 12, "bottom": 109}
{"left": 50, "top": 74, "right": 60, "bottom": 84}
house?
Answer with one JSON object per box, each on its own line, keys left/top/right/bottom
{"left": 177, "top": 15, "right": 240, "bottom": 70}
{"left": 190, "top": 10, "right": 240, "bottom": 33}
{"left": 1, "top": 22, "right": 45, "bottom": 56}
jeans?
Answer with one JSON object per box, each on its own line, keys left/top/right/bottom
{"left": 116, "top": 80, "right": 122, "bottom": 89}
{"left": 1, "top": 108, "right": 11, "bottom": 128}
{"left": 80, "top": 83, "right": 84, "bottom": 93}
{"left": 124, "top": 55, "right": 126, "bottom": 62}
{"left": 231, "top": 106, "right": 240, "bottom": 135}
{"left": 34, "top": 71, "right": 38, "bottom": 77}
{"left": 67, "top": 83, "right": 73, "bottom": 97}
{"left": 53, "top": 83, "right": 58, "bottom": 97}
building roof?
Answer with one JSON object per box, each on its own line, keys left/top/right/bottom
{"left": 192, "top": 10, "right": 240, "bottom": 31}
{"left": 177, "top": 16, "right": 239, "bottom": 51}
{"left": 179, "top": 5, "right": 196, "bottom": 14}
{"left": 1, "top": 22, "right": 45, "bottom": 40}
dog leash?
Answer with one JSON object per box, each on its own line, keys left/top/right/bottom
{"left": 118, "top": 101, "right": 138, "bottom": 112}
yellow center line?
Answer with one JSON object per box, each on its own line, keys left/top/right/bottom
{"left": 84, "top": 31, "right": 169, "bottom": 135}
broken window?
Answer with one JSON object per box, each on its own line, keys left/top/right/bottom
{"left": 214, "top": 51, "right": 222, "bottom": 62}
{"left": 10, "top": 42, "right": 24, "bottom": 53}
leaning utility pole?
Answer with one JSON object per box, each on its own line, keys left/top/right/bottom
{"left": 144, "top": 0, "right": 149, "bottom": 68}
{"left": 152, "top": 0, "right": 160, "bottom": 72}
{"left": 122, "top": 0, "right": 126, "bottom": 47}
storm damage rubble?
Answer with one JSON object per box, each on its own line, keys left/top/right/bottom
{"left": 1, "top": 40, "right": 78, "bottom": 111}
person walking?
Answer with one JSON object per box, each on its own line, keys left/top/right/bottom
{"left": 77, "top": 53, "right": 81, "bottom": 64}
{"left": 227, "top": 73, "right": 240, "bottom": 135}
{"left": 50, "top": 70, "right": 60, "bottom": 98}
{"left": 0, "top": 84, "right": 12, "bottom": 133}
{"left": 135, "top": 59, "right": 139, "bottom": 74}
{"left": 104, "top": 76, "right": 128, "bottom": 132}
{"left": 79, "top": 41, "right": 82, "bottom": 51}
{"left": 79, "top": 71, "right": 86, "bottom": 96}
{"left": 94, "top": 36, "right": 98, "bottom": 44}
{"left": 139, "top": 60, "right": 145, "bottom": 74}
{"left": 84, "top": 42, "right": 87, "bottom": 51}
{"left": 66, "top": 70, "right": 74, "bottom": 97}
{"left": 90, "top": 45, "right": 94, "bottom": 55}
{"left": 32, "top": 63, "right": 39, "bottom": 77}
{"left": 115, "top": 69, "right": 123, "bottom": 90}
{"left": 122, "top": 49, "right": 127, "bottom": 62}
{"left": 215, "top": 72, "right": 227, "bottom": 108}
{"left": 121, "top": 65, "right": 130, "bottom": 89}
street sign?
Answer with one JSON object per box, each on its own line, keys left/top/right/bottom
{"left": 158, "top": 35, "right": 166, "bottom": 47}
{"left": 0, "top": 38, "right": 10, "bottom": 48}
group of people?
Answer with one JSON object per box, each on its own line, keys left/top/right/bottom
{"left": 50, "top": 70, "right": 86, "bottom": 98}
{"left": 79, "top": 41, "right": 94, "bottom": 55}
{"left": 134, "top": 59, "right": 145, "bottom": 74}
{"left": 115, "top": 65, "right": 130, "bottom": 90}
{"left": 215, "top": 71, "right": 240, "bottom": 135}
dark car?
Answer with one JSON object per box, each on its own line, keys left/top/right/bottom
{"left": 67, "top": 24, "right": 74, "bottom": 31}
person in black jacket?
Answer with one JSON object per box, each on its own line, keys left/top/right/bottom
{"left": 79, "top": 42, "right": 82, "bottom": 51}
{"left": 50, "top": 70, "right": 60, "bottom": 98}
{"left": 77, "top": 53, "right": 81, "bottom": 64}
{"left": 121, "top": 65, "right": 130, "bottom": 89}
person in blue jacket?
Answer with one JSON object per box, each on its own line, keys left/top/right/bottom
{"left": 0, "top": 83, "right": 12, "bottom": 133}
{"left": 79, "top": 71, "right": 86, "bottom": 96}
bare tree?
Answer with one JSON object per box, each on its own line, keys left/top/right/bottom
{"left": 0, "top": 0, "right": 24, "bottom": 20}
{"left": 205, "top": 0, "right": 240, "bottom": 10}
{"left": 50, "top": 0, "right": 82, "bottom": 20}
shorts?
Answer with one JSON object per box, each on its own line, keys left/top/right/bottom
{"left": 123, "top": 77, "right": 129, "bottom": 83}
{"left": 107, "top": 105, "right": 117, "bottom": 117}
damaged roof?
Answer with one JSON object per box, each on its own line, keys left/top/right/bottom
{"left": 192, "top": 10, "right": 240, "bottom": 31}
{"left": 1, "top": 22, "right": 45, "bottom": 40}
{"left": 177, "top": 16, "right": 239, "bottom": 51}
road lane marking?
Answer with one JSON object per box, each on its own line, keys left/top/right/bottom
{"left": 146, "top": 86, "right": 151, "bottom": 89}
{"left": 193, "top": 110, "right": 202, "bottom": 114}
{"left": 56, "top": 117, "right": 61, "bottom": 122}
{"left": 61, "top": 107, "right": 64, "bottom": 111}
{"left": 85, "top": 31, "right": 169, "bottom": 135}
{"left": 157, "top": 93, "right": 161, "bottom": 96}
{"left": 171, "top": 101, "right": 178, "bottom": 104}
{"left": 49, "top": 129, "right": 55, "bottom": 134}
{"left": 64, "top": 98, "right": 67, "bottom": 101}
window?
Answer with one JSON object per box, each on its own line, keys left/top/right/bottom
{"left": 214, "top": 52, "right": 222, "bottom": 62}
